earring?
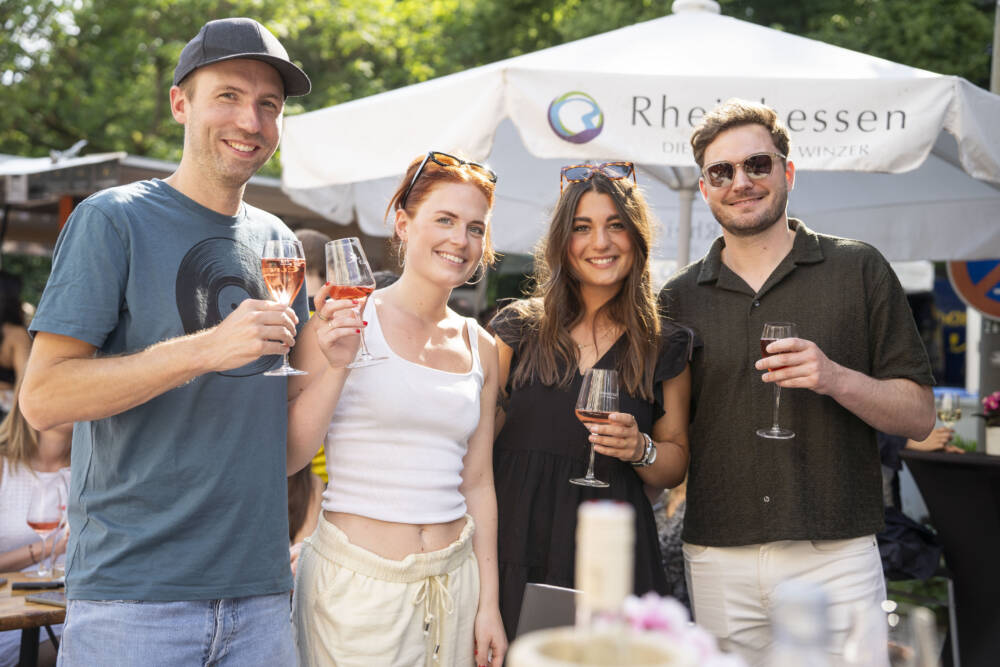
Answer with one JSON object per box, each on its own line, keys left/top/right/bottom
{"left": 466, "top": 260, "right": 487, "bottom": 285}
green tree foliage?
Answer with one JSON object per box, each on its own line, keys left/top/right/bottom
{"left": 721, "top": 0, "right": 995, "bottom": 88}
{"left": 0, "top": 0, "right": 995, "bottom": 163}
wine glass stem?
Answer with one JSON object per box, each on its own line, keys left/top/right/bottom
{"left": 585, "top": 442, "right": 597, "bottom": 480}
{"left": 771, "top": 384, "right": 783, "bottom": 431}
{"left": 278, "top": 298, "right": 292, "bottom": 369}
{"left": 45, "top": 534, "right": 54, "bottom": 575}
{"left": 356, "top": 306, "right": 372, "bottom": 358}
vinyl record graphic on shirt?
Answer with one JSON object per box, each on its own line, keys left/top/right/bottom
{"left": 175, "top": 237, "right": 278, "bottom": 377}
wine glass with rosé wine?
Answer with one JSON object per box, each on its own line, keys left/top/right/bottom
{"left": 25, "top": 478, "right": 64, "bottom": 577}
{"left": 261, "top": 239, "right": 307, "bottom": 376}
{"left": 757, "top": 322, "right": 798, "bottom": 439}
{"left": 570, "top": 368, "right": 619, "bottom": 488}
{"left": 325, "top": 237, "right": 388, "bottom": 368}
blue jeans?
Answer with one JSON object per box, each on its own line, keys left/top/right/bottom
{"left": 57, "top": 593, "right": 297, "bottom": 666}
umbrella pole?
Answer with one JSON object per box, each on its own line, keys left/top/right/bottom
{"left": 676, "top": 187, "right": 694, "bottom": 268}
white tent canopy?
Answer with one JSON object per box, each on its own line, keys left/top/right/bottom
{"left": 281, "top": 0, "right": 1000, "bottom": 263}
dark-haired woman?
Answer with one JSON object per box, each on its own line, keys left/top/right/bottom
{"left": 491, "top": 163, "right": 695, "bottom": 638}
{"left": 287, "top": 152, "right": 506, "bottom": 666}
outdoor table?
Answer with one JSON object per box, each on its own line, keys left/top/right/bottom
{"left": 900, "top": 449, "right": 1000, "bottom": 667}
{"left": 0, "top": 571, "right": 65, "bottom": 667}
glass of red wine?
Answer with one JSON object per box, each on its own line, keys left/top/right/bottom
{"left": 325, "top": 237, "right": 387, "bottom": 368}
{"left": 261, "top": 239, "right": 307, "bottom": 376}
{"left": 757, "top": 322, "right": 798, "bottom": 439}
{"left": 570, "top": 368, "right": 619, "bottom": 488}
{"left": 26, "top": 479, "right": 63, "bottom": 577}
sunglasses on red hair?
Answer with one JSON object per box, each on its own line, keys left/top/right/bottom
{"left": 399, "top": 151, "right": 497, "bottom": 209}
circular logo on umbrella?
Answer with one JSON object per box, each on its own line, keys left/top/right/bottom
{"left": 548, "top": 91, "right": 604, "bottom": 144}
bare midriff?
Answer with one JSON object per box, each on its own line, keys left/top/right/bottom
{"left": 323, "top": 511, "right": 467, "bottom": 561}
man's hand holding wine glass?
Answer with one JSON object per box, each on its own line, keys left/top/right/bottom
{"left": 200, "top": 298, "right": 299, "bottom": 373}
{"left": 310, "top": 282, "right": 364, "bottom": 370}
{"left": 755, "top": 335, "right": 843, "bottom": 396}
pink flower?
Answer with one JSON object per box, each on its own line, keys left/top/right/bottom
{"left": 622, "top": 593, "right": 747, "bottom": 666}
{"left": 622, "top": 592, "right": 688, "bottom": 635}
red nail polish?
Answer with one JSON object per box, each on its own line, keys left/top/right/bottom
{"left": 355, "top": 329, "right": 361, "bottom": 333}
{"left": 362, "top": 320, "right": 368, "bottom": 326}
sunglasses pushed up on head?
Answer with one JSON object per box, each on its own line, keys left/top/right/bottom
{"left": 701, "top": 152, "right": 786, "bottom": 189}
{"left": 559, "top": 161, "right": 636, "bottom": 194}
{"left": 399, "top": 151, "right": 497, "bottom": 209}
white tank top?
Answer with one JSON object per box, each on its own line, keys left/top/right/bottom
{"left": 321, "top": 300, "right": 484, "bottom": 524}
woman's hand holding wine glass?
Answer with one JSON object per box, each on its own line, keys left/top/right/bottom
{"left": 588, "top": 412, "right": 646, "bottom": 463}
{"left": 325, "top": 238, "right": 387, "bottom": 368}
{"left": 311, "top": 282, "right": 364, "bottom": 369}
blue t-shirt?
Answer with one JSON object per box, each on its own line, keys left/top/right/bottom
{"left": 29, "top": 179, "right": 308, "bottom": 601}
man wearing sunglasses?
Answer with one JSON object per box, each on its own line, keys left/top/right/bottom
{"left": 660, "top": 99, "right": 935, "bottom": 665}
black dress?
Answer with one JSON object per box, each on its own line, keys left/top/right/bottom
{"left": 491, "top": 306, "right": 695, "bottom": 639}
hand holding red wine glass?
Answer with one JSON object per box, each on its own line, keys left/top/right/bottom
{"left": 570, "top": 368, "right": 619, "bottom": 488}
{"left": 261, "top": 239, "right": 307, "bottom": 376}
{"left": 757, "top": 322, "right": 797, "bottom": 439}
{"left": 325, "top": 238, "right": 387, "bottom": 368}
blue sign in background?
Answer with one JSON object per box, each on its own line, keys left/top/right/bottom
{"left": 964, "top": 260, "right": 1000, "bottom": 305}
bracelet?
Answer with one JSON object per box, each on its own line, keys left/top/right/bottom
{"left": 631, "top": 433, "right": 657, "bottom": 468}
{"left": 27, "top": 541, "right": 38, "bottom": 564}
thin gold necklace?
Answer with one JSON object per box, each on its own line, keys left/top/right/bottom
{"left": 576, "top": 326, "right": 619, "bottom": 349}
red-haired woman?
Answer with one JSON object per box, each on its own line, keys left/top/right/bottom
{"left": 287, "top": 152, "right": 507, "bottom": 666}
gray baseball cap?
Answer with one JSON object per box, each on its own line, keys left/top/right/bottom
{"left": 173, "top": 17, "right": 311, "bottom": 97}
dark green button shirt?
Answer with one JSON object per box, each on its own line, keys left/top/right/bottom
{"left": 661, "top": 220, "right": 934, "bottom": 546}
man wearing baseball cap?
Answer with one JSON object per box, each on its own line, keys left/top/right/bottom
{"left": 22, "top": 18, "right": 311, "bottom": 665}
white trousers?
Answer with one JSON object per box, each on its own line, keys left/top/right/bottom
{"left": 293, "top": 514, "right": 479, "bottom": 667}
{"left": 683, "top": 535, "right": 888, "bottom": 667}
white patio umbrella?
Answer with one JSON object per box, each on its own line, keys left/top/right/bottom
{"left": 280, "top": 0, "right": 1000, "bottom": 265}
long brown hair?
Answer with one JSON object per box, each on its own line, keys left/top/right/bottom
{"left": 0, "top": 378, "right": 39, "bottom": 483}
{"left": 510, "top": 173, "right": 660, "bottom": 401}
{"left": 384, "top": 152, "right": 498, "bottom": 267}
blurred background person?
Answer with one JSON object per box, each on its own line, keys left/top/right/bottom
{"left": 653, "top": 479, "right": 690, "bottom": 613}
{"left": 294, "top": 227, "right": 334, "bottom": 489}
{"left": 0, "top": 380, "right": 72, "bottom": 667}
{"left": 0, "top": 272, "right": 31, "bottom": 420}
{"left": 295, "top": 228, "right": 333, "bottom": 315}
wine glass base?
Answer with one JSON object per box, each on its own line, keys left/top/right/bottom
{"left": 569, "top": 476, "right": 610, "bottom": 488}
{"left": 264, "top": 367, "right": 308, "bottom": 376}
{"left": 756, "top": 427, "right": 795, "bottom": 439}
{"left": 347, "top": 354, "right": 389, "bottom": 369}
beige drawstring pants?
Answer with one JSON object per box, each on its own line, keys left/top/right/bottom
{"left": 293, "top": 514, "right": 479, "bottom": 667}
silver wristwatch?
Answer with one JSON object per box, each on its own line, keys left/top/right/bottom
{"left": 631, "top": 432, "right": 657, "bottom": 468}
